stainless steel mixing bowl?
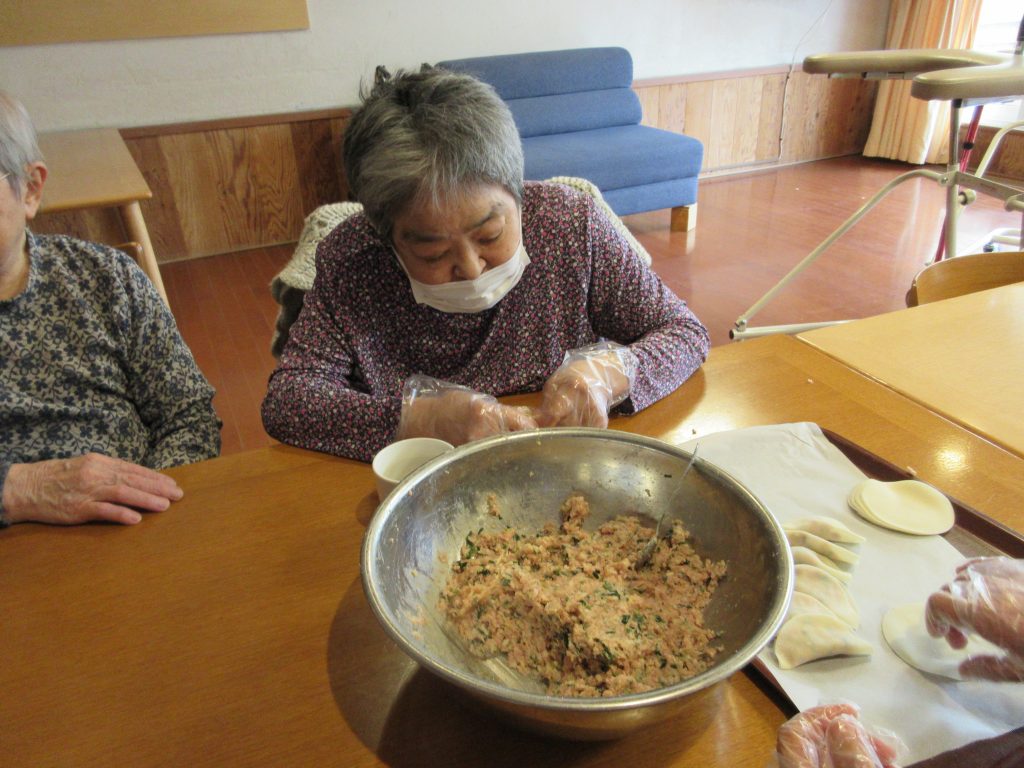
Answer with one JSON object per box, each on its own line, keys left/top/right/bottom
{"left": 361, "top": 428, "right": 792, "bottom": 739}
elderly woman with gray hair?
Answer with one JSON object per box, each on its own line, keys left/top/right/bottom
{"left": 261, "top": 67, "right": 709, "bottom": 462}
{"left": 0, "top": 91, "right": 221, "bottom": 529}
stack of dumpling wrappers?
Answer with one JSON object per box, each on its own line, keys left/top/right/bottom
{"left": 774, "top": 516, "right": 872, "bottom": 669}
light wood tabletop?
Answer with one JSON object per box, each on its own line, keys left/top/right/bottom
{"left": 36, "top": 128, "right": 168, "bottom": 303}
{"left": 797, "top": 283, "right": 1024, "bottom": 459}
{"left": 3, "top": 335, "right": 1023, "bottom": 767}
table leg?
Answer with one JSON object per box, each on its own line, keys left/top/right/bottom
{"left": 119, "top": 200, "right": 169, "bottom": 306}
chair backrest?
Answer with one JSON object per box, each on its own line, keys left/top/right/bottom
{"left": 436, "top": 47, "right": 642, "bottom": 138}
{"left": 906, "top": 251, "right": 1024, "bottom": 306}
{"left": 115, "top": 241, "right": 144, "bottom": 264}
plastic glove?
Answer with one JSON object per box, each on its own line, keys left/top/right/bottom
{"left": 925, "top": 557, "right": 1024, "bottom": 682}
{"left": 396, "top": 374, "right": 538, "bottom": 446}
{"left": 775, "top": 703, "right": 905, "bottom": 768}
{"left": 535, "top": 341, "right": 638, "bottom": 429}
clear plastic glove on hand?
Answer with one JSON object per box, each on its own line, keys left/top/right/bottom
{"left": 397, "top": 374, "right": 538, "bottom": 447}
{"left": 775, "top": 703, "right": 905, "bottom": 768}
{"left": 925, "top": 557, "right": 1024, "bottom": 682}
{"left": 535, "top": 341, "right": 638, "bottom": 429}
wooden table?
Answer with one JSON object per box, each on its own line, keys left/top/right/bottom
{"left": 37, "top": 128, "right": 168, "bottom": 304}
{"left": 798, "top": 283, "right": 1024, "bottom": 459}
{"left": 3, "top": 335, "right": 1023, "bottom": 767}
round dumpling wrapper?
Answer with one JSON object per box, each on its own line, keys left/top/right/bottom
{"left": 848, "top": 479, "right": 954, "bottom": 536}
{"left": 882, "top": 602, "right": 1003, "bottom": 680}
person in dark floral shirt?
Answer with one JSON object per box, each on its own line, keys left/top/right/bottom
{"left": 262, "top": 67, "right": 709, "bottom": 462}
{"left": 0, "top": 91, "right": 220, "bottom": 528}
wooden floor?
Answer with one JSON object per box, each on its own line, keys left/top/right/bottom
{"left": 161, "top": 155, "right": 1021, "bottom": 456}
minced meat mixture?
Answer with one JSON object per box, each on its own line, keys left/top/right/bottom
{"left": 438, "top": 493, "right": 728, "bottom": 697}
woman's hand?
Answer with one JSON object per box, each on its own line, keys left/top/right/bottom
{"left": 776, "top": 704, "right": 903, "bottom": 768}
{"left": 925, "top": 557, "right": 1024, "bottom": 681}
{"left": 2, "top": 454, "right": 184, "bottom": 526}
{"left": 397, "top": 375, "right": 537, "bottom": 446}
{"left": 536, "top": 343, "right": 637, "bottom": 428}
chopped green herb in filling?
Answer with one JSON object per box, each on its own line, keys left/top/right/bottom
{"left": 439, "top": 493, "right": 727, "bottom": 697}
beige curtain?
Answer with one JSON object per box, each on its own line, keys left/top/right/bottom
{"left": 863, "top": 0, "right": 983, "bottom": 164}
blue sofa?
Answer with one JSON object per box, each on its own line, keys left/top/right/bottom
{"left": 436, "top": 47, "right": 703, "bottom": 230}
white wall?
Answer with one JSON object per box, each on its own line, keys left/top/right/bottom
{"left": 0, "top": 0, "right": 890, "bottom": 132}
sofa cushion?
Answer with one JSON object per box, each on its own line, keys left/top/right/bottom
{"left": 523, "top": 126, "right": 704, "bottom": 192}
{"left": 437, "top": 47, "right": 633, "bottom": 100}
{"left": 602, "top": 178, "right": 700, "bottom": 217}
{"left": 508, "top": 89, "right": 641, "bottom": 137}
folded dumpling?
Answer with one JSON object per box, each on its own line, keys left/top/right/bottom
{"left": 785, "top": 515, "right": 866, "bottom": 545}
{"left": 786, "top": 529, "right": 859, "bottom": 567}
{"left": 785, "top": 591, "right": 844, "bottom": 623}
{"left": 790, "top": 546, "right": 851, "bottom": 583}
{"left": 774, "top": 613, "right": 873, "bottom": 669}
{"left": 794, "top": 564, "right": 859, "bottom": 627}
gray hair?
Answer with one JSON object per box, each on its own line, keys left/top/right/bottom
{"left": 0, "top": 91, "right": 43, "bottom": 199}
{"left": 343, "top": 67, "right": 524, "bottom": 240}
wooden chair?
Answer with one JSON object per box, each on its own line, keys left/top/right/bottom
{"left": 906, "top": 250, "right": 1024, "bottom": 306}
{"left": 115, "top": 241, "right": 144, "bottom": 264}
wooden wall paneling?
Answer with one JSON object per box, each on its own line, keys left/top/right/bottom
{"left": 659, "top": 83, "right": 688, "bottom": 137}
{"left": 31, "top": 207, "right": 126, "bottom": 247}
{"left": 756, "top": 74, "right": 787, "bottom": 163}
{"left": 779, "top": 71, "right": 818, "bottom": 164}
{"left": 30, "top": 74, "right": 879, "bottom": 264}
{"left": 122, "top": 111, "right": 350, "bottom": 262}
{"left": 709, "top": 78, "right": 741, "bottom": 169}
{"left": 289, "top": 118, "right": 347, "bottom": 216}
{"left": 123, "top": 135, "right": 190, "bottom": 259}
{"left": 682, "top": 80, "right": 716, "bottom": 167}
{"left": 143, "top": 124, "right": 304, "bottom": 261}
{"left": 636, "top": 87, "right": 661, "bottom": 129}
{"left": 732, "top": 75, "right": 762, "bottom": 165}
{"left": 245, "top": 124, "right": 306, "bottom": 247}
{"left": 781, "top": 71, "right": 877, "bottom": 163}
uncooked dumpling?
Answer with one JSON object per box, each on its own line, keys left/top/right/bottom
{"left": 785, "top": 516, "right": 866, "bottom": 545}
{"left": 774, "top": 613, "right": 873, "bottom": 669}
{"left": 794, "top": 564, "right": 859, "bottom": 627}
{"left": 785, "top": 591, "right": 844, "bottom": 623}
{"left": 791, "top": 546, "right": 851, "bottom": 583}
{"left": 785, "top": 529, "right": 859, "bottom": 567}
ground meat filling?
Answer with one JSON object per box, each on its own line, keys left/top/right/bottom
{"left": 439, "top": 493, "right": 728, "bottom": 697}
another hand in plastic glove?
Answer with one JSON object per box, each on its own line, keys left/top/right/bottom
{"left": 776, "top": 703, "right": 904, "bottom": 768}
{"left": 925, "top": 557, "right": 1024, "bottom": 682}
{"left": 397, "top": 374, "right": 538, "bottom": 446}
{"left": 536, "top": 342, "right": 638, "bottom": 429}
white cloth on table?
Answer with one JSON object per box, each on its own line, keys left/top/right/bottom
{"left": 677, "top": 422, "right": 1024, "bottom": 765}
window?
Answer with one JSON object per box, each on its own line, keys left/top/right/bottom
{"left": 975, "top": 1, "right": 1023, "bottom": 126}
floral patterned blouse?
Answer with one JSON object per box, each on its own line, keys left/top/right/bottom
{"left": 262, "top": 182, "right": 709, "bottom": 462}
{"left": 0, "top": 233, "right": 221, "bottom": 503}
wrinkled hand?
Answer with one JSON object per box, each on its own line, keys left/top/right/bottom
{"left": 925, "top": 557, "right": 1024, "bottom": 682}
{"left": 536, "top": 342, "right": 637, "bottom": 429}
{"left": 2, "top": 453, "right": 184, "bottom": 526}
{"left": 397, "top": 375, "right": 537, "bottom": 446}
{"left": 776, "top": 704, "right": 904, "bottom": 768}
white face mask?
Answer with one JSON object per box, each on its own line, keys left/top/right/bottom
{"left": 396, "top": 240, "right": 531, "bottom": 314}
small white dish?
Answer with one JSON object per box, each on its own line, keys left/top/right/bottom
{"left": 372, "top": 437, "right": 454, "bottom": 501}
